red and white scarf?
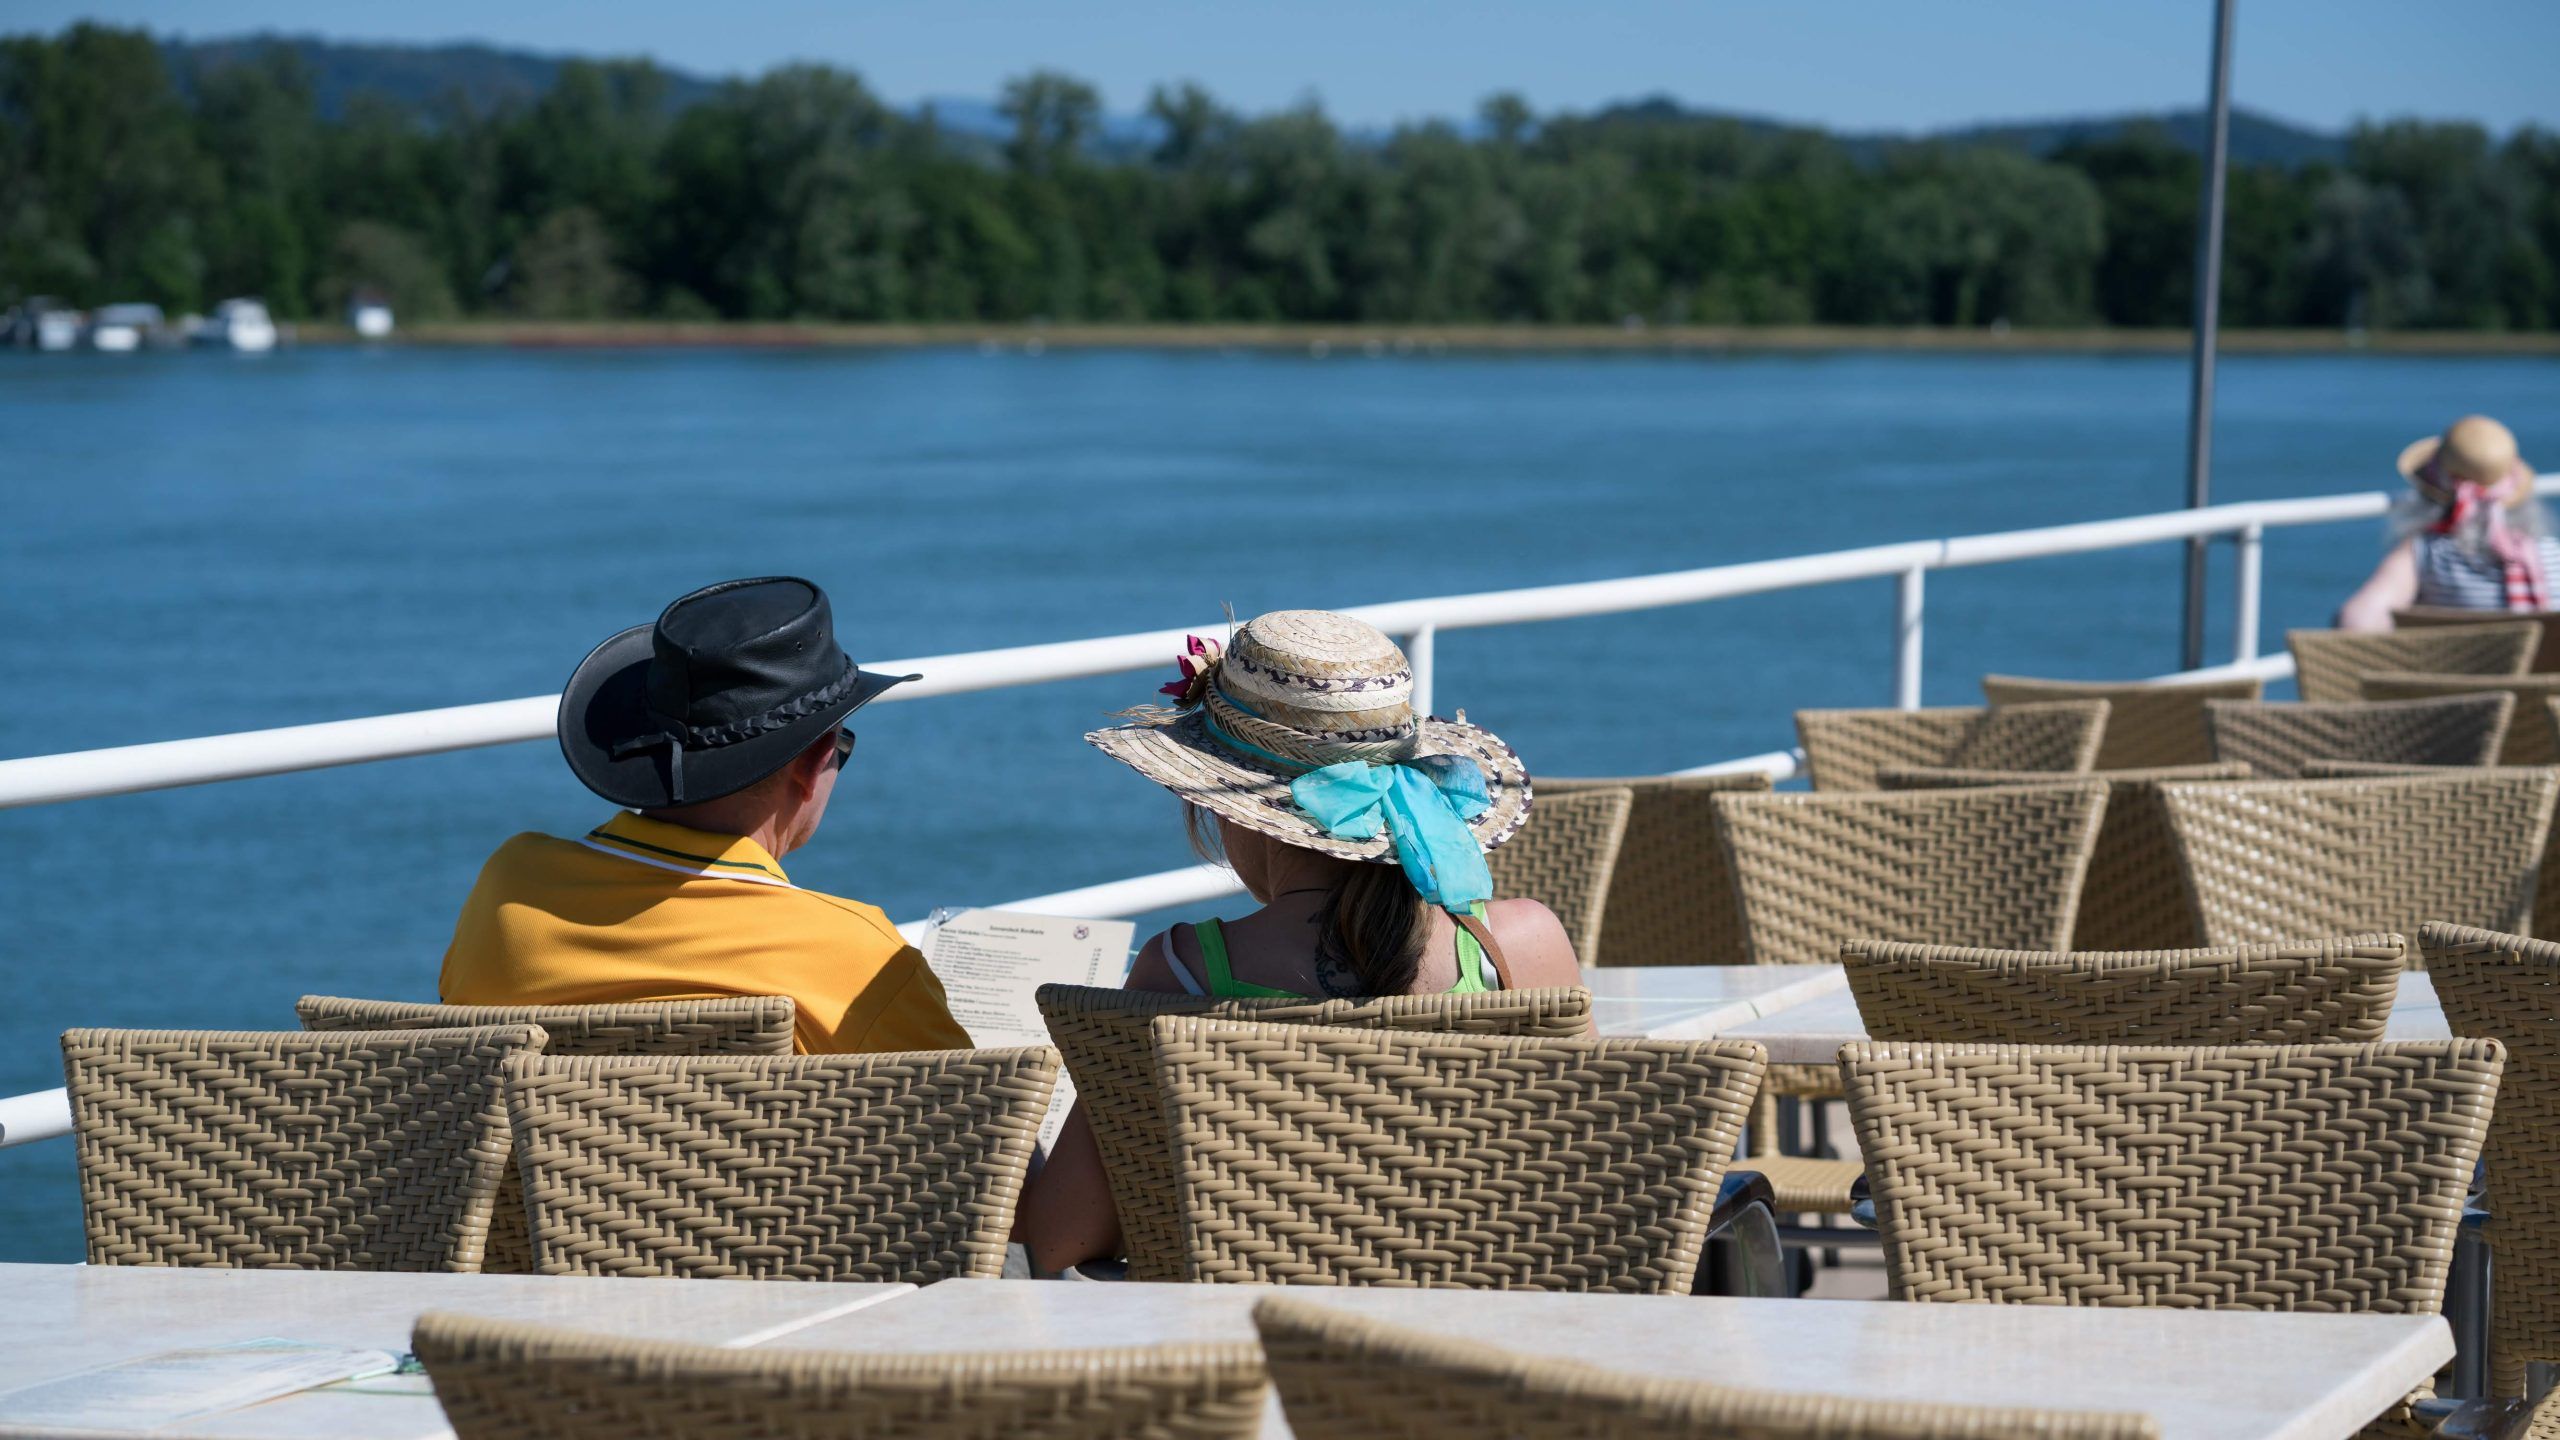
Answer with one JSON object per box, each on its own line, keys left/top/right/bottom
{"left": 2430, "top": 466, "right": 2547, "bottom": 611}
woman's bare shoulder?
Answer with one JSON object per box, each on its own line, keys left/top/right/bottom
{"left": 1124, "top": 927, "right": 1197, "bottom": 995}
{"left": 1485, "top": 897, "right": 1584, "bottom": 989}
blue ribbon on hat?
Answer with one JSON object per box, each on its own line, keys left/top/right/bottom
{"left": 1289, "top": 754, "right": 1494, "bottom": 914}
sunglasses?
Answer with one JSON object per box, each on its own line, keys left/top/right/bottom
{"left": 832, "top": 729, "right": 857, "bottom": 771}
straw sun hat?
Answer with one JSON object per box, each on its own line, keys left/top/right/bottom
{"left": 2400, "top": 415, "right": 2533, "bottom": 505}
{"left": 1087, "top": 610, "right": 1531, "bottom": 864}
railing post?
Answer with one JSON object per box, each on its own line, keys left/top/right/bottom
{"left": 2232, "top": 522, "right": 2263, "bottom": 664}
{"left": 1408, "top": 625, "right": 1437, "bottom": 718}
{"left": 1895, "top": 567, "right": 1925, "bottom": 709}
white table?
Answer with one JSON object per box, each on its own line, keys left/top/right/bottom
{"left": 1714, "top": 969, "right": 2450, "bottom": 1064}
{"left": 763, "top": 1279, "right": 2449, "bottom": 1440}
{"left": 1585, "top": 963, "right": 1847, "bottom": 1039}
{"left": 0, "top": 1265, "right": 912, "bottom": 1439}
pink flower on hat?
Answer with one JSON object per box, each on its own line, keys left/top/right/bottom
{"left": 1158, "top": 635, "right": 1223, "bottom": 708}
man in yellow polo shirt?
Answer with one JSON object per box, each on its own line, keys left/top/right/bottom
{"left": 441, "top": 577, "right": 970, "bottom": 1054}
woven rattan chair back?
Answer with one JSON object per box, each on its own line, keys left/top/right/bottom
{"left": 62, "top": 1024, "right": 545, "bottom": 1271}
{"left": 1485, "top": 786, "right": 1631, "bottom": 965}
{"left": 2420, "top": 922, "right": 2560, "bottom": 1396}
{"left": 1843, "top": 935, "right": 2405, "bottom": 1046}
{"left": 2287, "top": 623, "right": 2539, "bottom": 704}
{"left": 2394, "top": 607, "right": 2560, "bottom": 673}
{"left": 2204, "top": 693, "right": 2515, "bottom": 778}
{"left": 2158, "top": 772, "right": 2558, "bottom": 948}
{"left": 1036, "top": 985, "right": 1591, "bottom": 1282}
{"left": 1875, "top": 764, "right": 2249, "bottom": 951}
{"left": 1843, "top": 1039, "right": 2503, "bottom": 1311}
{"left": 2301, "top": 762, "right": 2560, "bottom": 942}
{"left": 1713, "top": 783, "right": 2106, "bottom": 968}
{"left": 414, "top": 1311, "right": 1267, "bottom": 1440}
{"left": 504, "top": 1047, "right": 1058, "bottom": 1283}
{"left": 1981, "top": 675, "right": 2262, "bottom": 771}
{"left": 1539, "top": 772, "right": 1773, "bottom": 967}
{"left": 1794, "top": 701, "right": 2107, "bottom": 792}
{"left": 1148, "top": 1016, "right": 1763, "bottom": 1291}
{"left": 299, "top": 995, "right": 796, "bottom": 1275}
{"left": 1250, "top": 1295, "right": 2160, "bottom": 1440}
{"left": 2361, "top": 671, "right": 2560, "bottom": 765}
{"left": 296, "top": 994, "right": 796, "bottom": 1052}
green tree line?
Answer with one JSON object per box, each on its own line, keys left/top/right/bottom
{"left": 6, "top": 24, "right": 2557, "bottom": 328}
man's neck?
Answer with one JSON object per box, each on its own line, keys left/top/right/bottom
{"left": 636, "top": 801, "right": 794, "bottom": 859}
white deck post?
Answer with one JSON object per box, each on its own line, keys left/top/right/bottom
{"left": 2232, "top": 522, "right": 2264, "bottom": 663}
{"left": 1407, "top": 625, "right": 1437, "bottom": 718}
{"left": 1895, "top": 567, "right": 1926, "bottom": 709}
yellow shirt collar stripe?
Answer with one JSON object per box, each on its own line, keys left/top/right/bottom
{"left": 580, "top": 811, "right": 791, "bottom": 884}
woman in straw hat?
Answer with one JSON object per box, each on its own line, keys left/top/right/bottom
{"left": 2337, "top": 414, "right": 2553, "bottom": 630}
{"left": 1018, "top": 609, "right": 1582, "bottom": 1273}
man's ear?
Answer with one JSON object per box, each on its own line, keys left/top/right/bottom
{"left": 792, "top": 732, "right": 836, "bottom": 795}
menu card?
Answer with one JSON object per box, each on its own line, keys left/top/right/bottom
{"left": 0, "top": 1339, "right": 400, "bottom": 1430}
{"left": 920, "top": 908, "right": 1137, "bottom": 1152}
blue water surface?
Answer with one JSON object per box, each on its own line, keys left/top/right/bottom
{"left": 4, "top": 343, "right": 2558, "bottom": 1260}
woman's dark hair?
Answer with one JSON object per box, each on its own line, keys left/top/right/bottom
{"left": 1186, "top": 804, "right": 1430, "bottom": 996}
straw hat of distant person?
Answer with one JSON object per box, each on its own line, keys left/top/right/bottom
{"left": 2401, "top": 415, "right": 2535, "bottom": 507}
{"left": 1087, "top": 609, "right": 1531, "bottom": 861}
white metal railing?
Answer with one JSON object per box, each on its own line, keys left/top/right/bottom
{"left": 1, "top": 480, "right": 2544, "bottom": 1152}
{"left": 0, "top": 486, "right": 2462, "bottom": 812}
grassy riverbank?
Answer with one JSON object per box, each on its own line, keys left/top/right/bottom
{"left": 294, "top": 322, "right": 2560, "bottom": 355}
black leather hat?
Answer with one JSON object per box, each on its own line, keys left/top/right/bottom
{"left": 559, "top": 578, "right": 918, "bottom": 809}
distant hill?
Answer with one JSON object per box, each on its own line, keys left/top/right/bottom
{"left": 1582, "top": 95, "right": 2345, "bottom": 168}
{"left": 1931, "top": 108, "right": 2345, "bottom": 167}
{"left": 161, "top": 34, "right": 725, "bottom": 117}
{"left": 153, "top": 32, "right": 2345, "bottom": 167}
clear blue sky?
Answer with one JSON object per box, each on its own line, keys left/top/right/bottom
{"left": 21, "top": 0, "right": 2559, "bottom": 135}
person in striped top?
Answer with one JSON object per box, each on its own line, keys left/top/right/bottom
{"left": 2337, "top": 415, "right": 2554, "bottom": 631}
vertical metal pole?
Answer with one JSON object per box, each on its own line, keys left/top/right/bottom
{"left": 1895, "top": 568, "right": 1926, "bottom": 709}
{"left": 2231, "top": 522, "right": 2263, "bottom": 664}
{"left": 1407, "top": 625, "right": 1437, "bottom": 719}
{"left": 2181, "top": 0, "right": 2237, "bottom": 671}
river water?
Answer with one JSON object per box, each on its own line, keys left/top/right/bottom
{"left": 4, "top": 343, "right": 2557, "bottom": 1259}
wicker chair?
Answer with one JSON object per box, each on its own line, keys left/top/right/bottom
{"left": 2204, "top": 694, "right": 2515, "bottom": 778}
{"left": 414, "top": 1311, "right": 1267, "bottom": 1440}
{"left": 2157, "top": 772, "right": 2558, "bottom": 948}
{"left": 62, "top": 1025, "right": 544, "bottom": 1271}
{"left": 1249, "top": 1295, "right": 2159, "bottom": 1440}
{"left": 2394, "top": 607, "right": 2560, "bottom": 673}
{"left": 1713, "top": 784, "right": 2107, "bottom": 970}
{"left": 297, "top": 994, "right": 796, "bottom": 1052}
{"left": 503, "top": 1047, "right": 1058, "bottom": 1283}
{"left": 1036, "top": 985, "right": 1593, "bottom": 1282}
{"left": 300, "top": 995, "right": 796, "bottom": 1275}
{"left": 2361, "top": 672, "right": 2560, "bottom": 765}
{"left": 1842, "top": 1039, "right": 2502, "bottom": 1435}
{"left": 1876, "top": 763, "right": 2250, "bottom": 951}
{"left": 2301, "top": 762, "right": 2560, "bottom": 941}
{"left": 1714, "top": 782, "right": 2108, "bottom": 1212}
{"left": 1486, "top": 786, "right": 1632, "bottom": 966}
{"left": 1146, "top": 1016, "right": 1763, "bottom": 1291}
{"left": 1843, "top": 935, "right": 2405, "bottom": 1045}
{"left": 2420, "top": 923, "right": 2560, "bottom": 1400}
{"left": 1794, "top": 701, "right": 2107, "bottom": 793}
{"left": 1538, "top": 772, "right": 1772, "bottom": 967}
{"left": 1980, "top": 675, "right": 2261, "bottom": 770}
{"left": 2287, "top": 623, "right": 2539, "bottom": 705}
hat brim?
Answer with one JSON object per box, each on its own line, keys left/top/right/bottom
{"left": 2402, "top": 434, "right": 2535, "bottom": 501}
{"left": 559, "top": 623, "right": 917, "bottom": 810}
{"left": 1086, "top": 709, "right": 1532, "bottom": 863}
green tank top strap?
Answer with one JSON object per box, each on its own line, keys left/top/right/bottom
{"left": 1450, "top": 900, "right": 1495, "bottom": 995}
{"left": 1190, "top": 919, "right": 1301, "bottom": 999}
